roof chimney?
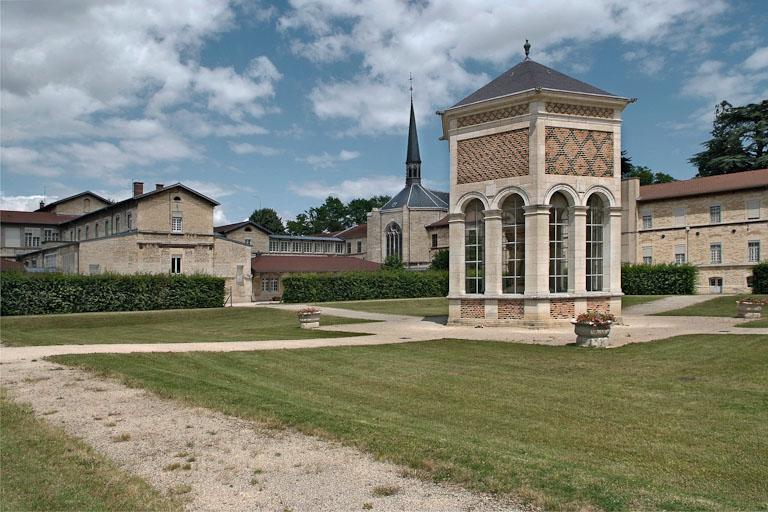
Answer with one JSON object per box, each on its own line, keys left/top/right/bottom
{"left": 155, "top": 183, "right": 164, "bottom": 191}
{"left": 39, "top": 200, "right": 45, "bottom": 209}
{"left": 133, "top": 181, "right": 144, "bottom": 197}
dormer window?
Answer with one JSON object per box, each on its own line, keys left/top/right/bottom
{"left": 244, "top": 227, "right": 252, "bottom": 232}
{"left": 173, "top": 196, "right": 182, "bottom": 202}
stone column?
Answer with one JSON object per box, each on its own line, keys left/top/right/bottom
{"left": 483, "top": 209, "right": 503, "bottom": 296}
{"left": 524, "top": 204, "right": 550, "bottom": 296}
{"left": 448, "top": 213, "right": 466, "bottom": 296}
{"left": 571, "top": 205, "right": 587, "bottom": 294}
{"left": 607, "top": 207, "right": 623, "bottom": 294}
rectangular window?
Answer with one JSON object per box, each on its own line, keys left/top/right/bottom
{"left": 85, "top": 225, "right": 89, "bottom": 239}
{"left": 171, "top": 255, "right": 182, "bottom": 274}
{"left": 95, "top": 223, "right": 100, "bottom": 238}
{"left": 585, "top": 203, "right": 604, "bottom": 292}
{"left": 642, "top": 214, "right": 652, "bottom": 229}
{"left": 642, "top": 246, "right": 652, "bottom": 265}
{"left": 336, "top": 243, "right": 343, "bottom": 254}
{"left": 171, "top": 216, "right": 183, "bottom": 233}
{"left": 347, "top": 242, "right": 352, "bottom": 253}
{"left": 431, "top": 233, "right": 438, "bottom": 248}
{"left": 236, "top": 265, "right": 244, "bottom": 285}
{"left": 115, "top": 217, "right": 121, "bottom": 232}
{"left": 503, "top": 197, "right": 525, "bottom": 294}
{"left": 24, "top": 232, "right": 40, "bottom": 247}
{"left": 356, "top": 240, "right": 362, "bottom": 253}
{"left": 710, "top": 243, "right": 722, "bottom": 264}
{"left": 673, "top": 207, "right": 686, "bottom": 227}
{"left": 748, "top": 240, "right": 760, "bottom": 263}
{"left": 245, "top": 238, "right": 252, "bottom": 246}
{"left": 746, "top": 199, "right": 760, "bottom": 220}
{"left": 77, "top": 228, "right": 81, "bottom": 241}
{"left": 710, "top": 205, "right": 721, "bottom": 223}
{"left": 44, "top": 254, "right": 56, "bottom": 270}
{"left": 674, "top": 244, "right": 686, "bottom": 264}
{"left": 127, "top": 213, "right": 133, "bottom": 230}
{"left": 43, "top": 229, "right": 53, "bottom": 242}
{"left": 105, "top": 220, "right": 110, "bottom": 236}
{"left": 280, "top": 241, "right": 288, "bottom": 252}
{"left": 260, "top": 277, "right": 279, "bottom": 292}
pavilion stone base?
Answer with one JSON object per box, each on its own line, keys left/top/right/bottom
{"left": 447, "top": 294, "right": 622, "bottom": 327}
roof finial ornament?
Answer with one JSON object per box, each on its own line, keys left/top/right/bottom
{"left": 524, "top": 39, "right": 531, "bottom": 60}
{"left": 409, "top": 72, "right": 414, "bottom": 101}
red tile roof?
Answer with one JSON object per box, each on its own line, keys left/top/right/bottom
{"left": 0, "top": 210, "right": 80, "bottom": 225}
{"left": 251, "top": 255, "right": 380, "bottom": 273}
{"left": 335, "top": 224, "right": 367, "bottom": 239}
{"left": 637, "top": 168, "right": 768, "bottom": 202}
{"left": 426, "top": 215, "right": 449, "bottom": 228}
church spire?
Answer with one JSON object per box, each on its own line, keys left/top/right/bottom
{"left": 405, "top": 86, "right": 421, "bottom": 185}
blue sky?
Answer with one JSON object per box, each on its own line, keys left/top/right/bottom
{"left": 1, "top": 0, "right": 767, "bottom": 225}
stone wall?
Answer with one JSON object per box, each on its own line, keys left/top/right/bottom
{"left": 457, "top": 129, "right": 529, "bottom": 184}
{"left": 223, "top": 225, "right": 269, "bottom": 254}
{"left": 137, "top": 188, "right": 213, "bottom": 234}
{"left": 545, "top": 127, "right": 613, "bottom": 177}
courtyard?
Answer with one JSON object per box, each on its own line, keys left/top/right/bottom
{"left": 1, "top": 296, "right": 767, "bottom": 511}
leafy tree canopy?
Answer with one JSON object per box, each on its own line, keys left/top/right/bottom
{"left": 429, "top": 249, "right": 449, "bottom": 271}
{"left": 286, "top": 195, "right": 391, "bottom": 235}
{"left": 690, "top": 100, "right": 768, "bottom": 176}
{"left": 248, "top": 208, "right": 285, "bottom": 234}
{"left": 621, "top": 151, "right": 676, "bottom": 185}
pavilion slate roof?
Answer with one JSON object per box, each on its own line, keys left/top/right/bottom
{"left": 452, "top": 59, "right": 620, "bottom": 108}
{"left": 380, "top": 183, "right": 449, "bottom": 211}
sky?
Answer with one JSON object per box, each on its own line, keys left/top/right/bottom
{"left": 1, "top": 0, "right": 767, "bottom": 225}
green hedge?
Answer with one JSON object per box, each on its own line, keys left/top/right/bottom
{"left": 282, "top": 270, "right": 448, "bottom": 303}
{"left": 0, "top": 273, "right": 225, "bottom": 316}
{"left": 751, "top": 262, "right": 768, "bottom": 294}
{"left": 621, "top": 264, "right": 697, "bottom": 295}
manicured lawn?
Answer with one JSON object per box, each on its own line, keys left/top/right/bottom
{"left": 52, "top": 335, "right": 768, "bottom": 511}
{"left": 656, "top": 294, "right": 767, "bottom": 318}
{"left": 0, "top": 307, "right": 371, "bottom": 346}
{"left": 620, "top": 295, "right": 668, "bottom": 308}
{"left": 738, "top": 318, "right": 768, "bottom": 328}
{"left": 319, "top": 297, "right": 448, "bottom": 317}
{"left": 0, "top": 389, "right": 180, "bottom": 511}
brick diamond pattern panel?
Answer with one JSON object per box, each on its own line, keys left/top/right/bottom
{"left": 587, "top": 299, "right": 611, "bottom": 314}
{"left": 498, "top": 299, "right": 524, "bottom": 319}
{"left": 457, "top": 129, "right": 529, "bottom": 184}
{"left": 545, "top": 102, "right": 613, "bottom": 119}
{"left": 456, "top": 104, "right": 529, "bottom": 128}
{"left": 460, "top": 299, "right": 485, "bottom": 319}
{"left": 550, "top": 299, "right": 575, "bottom": 319}
{"left": 545, "top": 127, "right": 614, "bottom": 177}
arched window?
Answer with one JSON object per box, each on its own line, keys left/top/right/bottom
{"left": 502, "top": 194, "right": 525, "bottom": 294}
{"left": 115, "top": 216, "right": 121, "bottom": 232}
{"left": 385, "top": 223, "right": 402, "bottom": 260}
{"left": 84, "top": 198, "right": 91, "bottom": 211}
{"left": 549, "top": 192, "right": 570, "bottom": 293}
{"left": 464, "top": 199, "right": 485, "bottom": 294}
{"left": 586, "top": 195, "right": 605, "bottom": 292}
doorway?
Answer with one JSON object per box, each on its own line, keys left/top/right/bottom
{"left": 709, "top": 277, "right": 723, "bottom": 294}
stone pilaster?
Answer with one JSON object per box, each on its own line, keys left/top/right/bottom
{"left": 448, "top": 213, "right": 466, "bottom": 296}
{"left": 524, "top": 204, "right": 550, "bottom": 296}
{"left": 483, "top": 209, "right": 503, "bottom": 296}
{"left": 571, "top": 205, "right": 587, "bottom": 294}
{"left": 608, "top": 207, "right": 623, "bottom": 294}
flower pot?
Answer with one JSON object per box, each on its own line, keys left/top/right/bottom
{"left": 572, "top": 321, "right": 611, "bottom": 348}
{"left": 737, "top": 302, "right": 762, "bottom": 319}
{"left": 298, "top": 313, "right": 321, "bottom": 329}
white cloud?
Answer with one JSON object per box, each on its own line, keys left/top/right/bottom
{"left": 298, "top": 149, "right": 361, "bottom": 169}
{"left": 622, "top": 50, "right": 666, "bottom": 76}
{"left": 183, "top": 180, "right": 235, "bottom": 200}
{"left": 289, "top": 175, "right": 403, "bottom": 200}
{"left": 744, "top": 47, "right": 768, "bottom": 71}
{"left": 213, "top": 206, "right": 230, "bottom": 225}
{"left": 228, "top": 142, "right": 283, "bottom": 156}
{"left": 0, "top": 194, "right": 48, "bottom": 211}
{"left": 280, "top": 0, "right": 728, "bottom": 133}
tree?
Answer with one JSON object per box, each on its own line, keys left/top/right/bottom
{"left": 346, "top": 195, "right": 391, "bottom": 225}
{"left": 429, "top": 249, "right": 449, "bottom": 271}
{"left": 285, "top": 194, "right": 392, "bottom": 235}
{"left": 286, "top": 213, "right": 313, "bottom": 235}
{"left": 690, "top": 100, "right": 768, "bottom": 176}
{"left": 621, "top": 151, "right": 676, "bottom": 185}
{"left": 248, "top": 208, "right": 285, "bottom": 234}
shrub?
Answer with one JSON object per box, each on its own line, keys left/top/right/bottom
{"left": 429, "top": 249, "right": 449, "bottom": 271}
{"left": 751, "top": 262, "right": 768, "bottom": 294}
{"left": 621, "top": 264, "right": 697, "bottom": 295}
{"left": 282, "top": 270, "right": 448, "bottom": 303}
{"left": 0, "top": 273, "right": 225, "bottom": 316}
{"left": 382, "top": 255, "right": 404, "bottom": 271}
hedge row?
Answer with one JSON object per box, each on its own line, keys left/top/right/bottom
{"left": 621, "top": 264, "right": 697, "bottom": 295}
{"left": 752, "top": 262, "right": 768, "bottom": 294}
{"left": 0, "top": 273, "right": 225, "bottom": 316}
{"left": 282, "top": 270, "right": 448, "bottom": 303}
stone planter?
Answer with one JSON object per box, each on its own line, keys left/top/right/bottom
{"left": 572, "top": 321, "right": 612, "bottom": 348}
{"left": 737, "top": 302, "right": 762, "bottom": 319}
{"left": 298, "top": 313, "right": 321, "bottom": 329}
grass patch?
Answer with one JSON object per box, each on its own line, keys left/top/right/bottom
{"left": 371, "top": 484, "right": 400, "bottom": 497}
{"left": 111, "top": 433, "right": 131, "bottom": 443}
{"left": 51, "top": 336, "right": 768, "bottom": 511}
{"left": 738, "top": 318, "right": 768, "bottom": 328}
{"left": 0, "top": 307, "right": 372, "bottom": 346}
{"left": 0, "top": 389, "right": 180, "bottom": 511}
{"left": 620, "top": 295, "right": 668, "bottom": 308}
{"left": 657, "top": 294, "right": 767, "bottom": 318}
{"left": 318, "top": 297, "right": 448, "bottom": 317}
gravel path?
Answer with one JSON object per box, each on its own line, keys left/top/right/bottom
{"left": 1, "top": 359, "right": 520, "bottom": 512}
{"left": 622, "top": 295, "right": 716, "bottom": 316}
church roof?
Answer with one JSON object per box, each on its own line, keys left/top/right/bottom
{"left": 380, "top": 183, "right": 448, "bottom": 211}
{"left": 452, "top": 59, "right": 620, "bottom": 108}
{"left": 406, "top": 100, "right": 421, "bottom": 164}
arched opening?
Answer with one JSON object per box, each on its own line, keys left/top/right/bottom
{"left": 502, "top": 194, "right": 525, "bottom": 294}
{"left": 586, "top": 194, "right": 605, "bottom": 292}
{"left": 385, "top": 223, "right": 402, "bottom": 260}
{"left": 464, "top": 199, "right": 485, "bottom": 294}
{"left": 549, "top": 192, "right": 570, "bottom": 293}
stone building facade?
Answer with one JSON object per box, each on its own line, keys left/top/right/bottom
{"left": 13, "top": 182, "right": 253, "bottom": 303}
{"left": 622, "top": 169, "right": 768, "bottom": 294}
{"left": 439, "top": 50, "right": 631, "bottom": 325}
